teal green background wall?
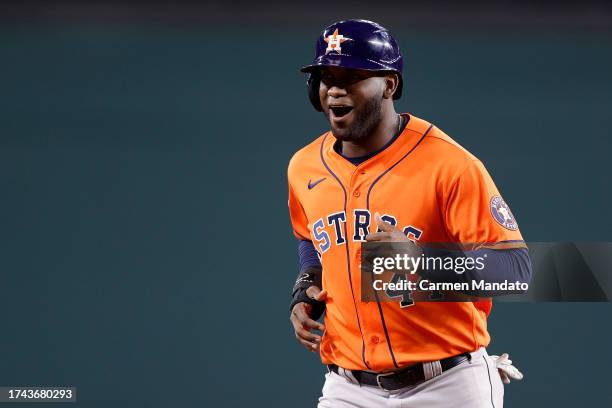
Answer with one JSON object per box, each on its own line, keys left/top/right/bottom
{"left": 1, "top": 24, "right": 611, "bottom": 406}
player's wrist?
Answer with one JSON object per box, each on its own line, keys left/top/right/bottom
{"left": 292, "top": 266, "right": 323, "bottom": 294}
{"left": 289, "top": 287, "right": 325, "bottom": 319}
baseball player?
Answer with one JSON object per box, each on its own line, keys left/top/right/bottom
{"left": 287, "top": 19, "right": 531, "bottom": 407}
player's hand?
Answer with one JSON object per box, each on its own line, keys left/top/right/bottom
{"left": 490, "top": 353, "right": 524, "bottom": 384}
{"left": 290, "top": 286, "right": 327, "bottom": 352}
{"left": 365, "top": 212, "right": 411, "bottom": 242}
{"left": 365, "top": 212, "right": 422, "bottom": 273}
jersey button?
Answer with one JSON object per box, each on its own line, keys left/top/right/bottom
{"left": 353, "top": 191, "right": 361, "bottom": 197}
{"left": 371, "top": 336, "right": 380, "bottom": 344}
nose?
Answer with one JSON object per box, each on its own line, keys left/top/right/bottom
{"left": 327, "top": 85, "right": 347, "bottom": 98}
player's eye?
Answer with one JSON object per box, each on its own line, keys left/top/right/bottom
{"left": 347, "top": 72, "right": 368, "bottom": 84}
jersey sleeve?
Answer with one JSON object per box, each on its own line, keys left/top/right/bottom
{"left": 444, "top": 159, "right": 525, "bottom": 250}
{"left": 288, "top": 177, "right": 310, "bottom": 241}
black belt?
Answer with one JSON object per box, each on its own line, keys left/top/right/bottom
{"left": 328, "top": 353, "right": 471, "bottom": 391}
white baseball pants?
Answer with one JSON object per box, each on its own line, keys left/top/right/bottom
{"left": 318, "top": 348, "right": 503, "bottom": 408}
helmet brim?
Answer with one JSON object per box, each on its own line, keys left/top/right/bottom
{"left": 300, "top": 54, "right": 397, "bottom": 73}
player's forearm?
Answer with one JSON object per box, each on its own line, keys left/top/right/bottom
{"left": 293, "top": 240, "right": 323, "bottom": 294}
{"left": 290, "top": 240, "right": 325, "bottom": 317}
{"left": 419, "top": 247, "right": 533, "bottom": 296}
{"left": 298, "top": 239, "right": 322, "bottom": 272}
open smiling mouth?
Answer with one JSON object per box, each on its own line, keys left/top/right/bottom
{"left": 329, "top": 105, "right": 354, "bottom": 118}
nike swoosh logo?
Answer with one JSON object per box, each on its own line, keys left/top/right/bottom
{"left": 308, "top": 178, "right": 326, "bottom": 190}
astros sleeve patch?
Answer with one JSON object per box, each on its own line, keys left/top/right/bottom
{"left": 444, "top": 159, "right": 524, "bottom": 248}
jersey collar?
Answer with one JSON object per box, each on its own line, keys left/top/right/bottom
{"left": 321, "top": 114, "right": 431, "bottom": 182}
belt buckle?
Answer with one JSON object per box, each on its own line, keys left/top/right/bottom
{"left": 375, "top": 371, "right": 395, "bottom": 391}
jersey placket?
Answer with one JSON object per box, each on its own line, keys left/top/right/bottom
{"left": 348, "top": 161, "right": 399, "bottom": 370}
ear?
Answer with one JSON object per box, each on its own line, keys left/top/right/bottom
{"left": 382, "top": 73, "right": 399, "bottom": 99}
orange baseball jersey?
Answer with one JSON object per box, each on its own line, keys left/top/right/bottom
{"left": 287, "top": 114, "right": 525, "bottom": 372}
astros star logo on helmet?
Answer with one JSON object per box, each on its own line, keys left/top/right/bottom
{"left": 324, "top": 29, "right": 350, "bottom": 54}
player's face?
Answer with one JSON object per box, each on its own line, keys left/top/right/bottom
{"left": 318, "top": 67, "right": 387, "bottom": 142}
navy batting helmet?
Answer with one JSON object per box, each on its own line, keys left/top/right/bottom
{"left": 301, "top": 19, "right": 403, "bottom": 111}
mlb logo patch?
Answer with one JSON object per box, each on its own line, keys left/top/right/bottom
{"left": 490, "top": 195, "right": 518, "bottom": 230}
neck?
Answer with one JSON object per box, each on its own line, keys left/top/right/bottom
{"left": 341, "top": 105, "right": 400, "bottom": 158}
